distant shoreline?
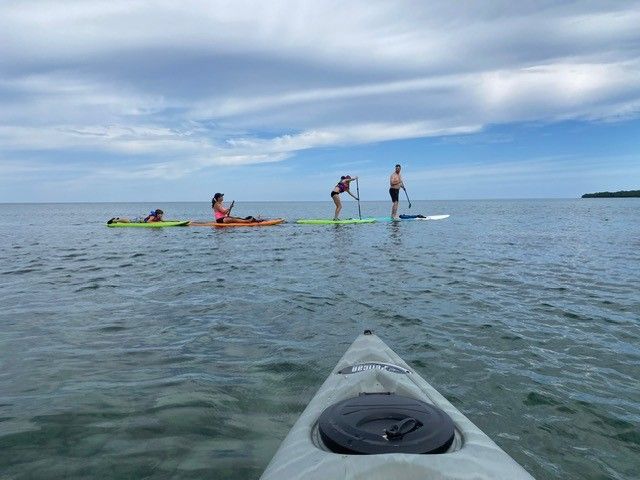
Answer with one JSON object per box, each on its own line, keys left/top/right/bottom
{"left": 582, "top": 190, "right": 640, "bottom": 198}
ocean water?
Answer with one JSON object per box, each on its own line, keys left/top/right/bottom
{"left": 0, "top": 199, "right": 639, "bottom": 479}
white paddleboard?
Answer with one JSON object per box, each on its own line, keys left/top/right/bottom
{"left": 414, "top": 214, "right": 450, "bottom": 220}
{"left": 407, "top": 215, "right": 450, "bottom": 220}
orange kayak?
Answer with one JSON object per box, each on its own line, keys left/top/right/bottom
{"left": 189, "top": 218, "right": 285, "bottom": 227}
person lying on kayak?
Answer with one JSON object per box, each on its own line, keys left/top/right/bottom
{"left": 107, "top": 208, "right": 164, "bottom": 224}
{"left": 331, "top": 175, "right": 359, "bottom": 220}
{"left": 212, "top": 193, "right": 262, "bottom": 224}
{"left": 144, "top": 209, "right": 164, "bottom": 222}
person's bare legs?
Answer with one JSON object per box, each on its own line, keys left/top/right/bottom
{"left": 332, "top": 195, "right": 342, "bottom": 220}
{"left": 391, "top": 200, "right": 399, "bottom": 219}
{"left": 222, "top": 216, "right": 257, "bottom": 223}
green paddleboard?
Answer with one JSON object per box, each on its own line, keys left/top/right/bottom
{"left": 296, "top": 218, "right": 377, "bottom": 225}
{"left": 107, "top": 221, "right": 190, "bottom": 228}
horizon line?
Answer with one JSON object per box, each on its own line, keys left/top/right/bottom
{"left": 0, "top": 197, "right": 610, "bottom": 205}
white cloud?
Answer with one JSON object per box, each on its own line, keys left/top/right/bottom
{"left": 478, "top": 60, "right": 640, "bottom": 120}
{"left": 0, "top": 0, "right": 639, "bottom": 181}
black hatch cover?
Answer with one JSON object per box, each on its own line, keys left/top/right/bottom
{"left": 318, "top": 393, "right": 455, "bottom": 454}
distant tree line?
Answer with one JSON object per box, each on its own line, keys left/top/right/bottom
{"left": 582, "top": 190, "right": 640, "bottom": 198}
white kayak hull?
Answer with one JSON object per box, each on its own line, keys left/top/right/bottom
{"left": 260, "top": 331, "right": 534, "bottom": 480}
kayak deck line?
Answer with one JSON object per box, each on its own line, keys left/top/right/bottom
{"left": 260, "top": 330, "right": 535, "bottom": 480}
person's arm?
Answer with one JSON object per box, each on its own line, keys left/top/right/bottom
{"left": 343, "top": 177, "right": 358, "bottom": 187}
{"left": 346, "top": 177, "right": 359, "bottom": 199}
{"left": 226, "top": 200, "right": 235, "bottom": 216}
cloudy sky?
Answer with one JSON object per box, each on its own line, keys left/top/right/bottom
{"left": 1, "top": 0, "right": 639, "bottom": 202}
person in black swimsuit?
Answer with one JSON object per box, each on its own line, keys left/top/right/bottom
{"left": 330, "top": 175, "right": 358, "bottom": 220}
{"left": 389, "top": 164, "right": 404, "bottom": 219}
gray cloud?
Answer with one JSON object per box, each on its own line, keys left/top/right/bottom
{"left": 1, "top": 0, "right": 639, "bottom": 177}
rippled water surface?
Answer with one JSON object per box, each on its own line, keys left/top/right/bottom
{"left": 1, "top": 200, "right": 639, "bottom": 479}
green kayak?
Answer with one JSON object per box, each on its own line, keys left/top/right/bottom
{"left": 296, "top": 218, "right": 376, "bottom": 225}
{"left": 106, "top": 221, "right": 189, "bottom": 228}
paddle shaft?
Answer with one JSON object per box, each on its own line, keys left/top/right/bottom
{"left": 356, "top": 179, "right": 362, "bottom": 219}
{"left": 402, "top": 187, "right": 411, "bottom": 208}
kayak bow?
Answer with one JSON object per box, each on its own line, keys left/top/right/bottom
{"left": 261, "top": 330, "right": 534, "bottom": 480}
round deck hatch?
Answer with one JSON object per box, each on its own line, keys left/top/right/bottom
{"left": 318, "top": 393, "right": 455, "bottom": 454}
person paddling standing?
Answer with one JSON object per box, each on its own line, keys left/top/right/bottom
{"left": 389, "top": 164, "right": 404, "bottom": 220}
{"left": 331, "top": 175, "right": 359, "bottom": 220}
